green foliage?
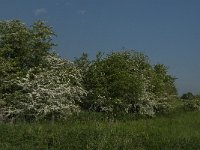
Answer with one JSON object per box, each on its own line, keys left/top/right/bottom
{"left": 181, "top": 93, "right": 200, "bottom": 111}
{"left": 152, "top": 64, "right": 177, "bottom": 97}
{"left": 0, "top": 20, "right": 54, "bottom": 70}
{"left": 75, "top": 50, "right": 177, "bottom": 117}
{"left": 183, "top": 99, "right": 200, "bottom": 111}
{"left": 181, "top": 92, "right": 195, "bottom": 100}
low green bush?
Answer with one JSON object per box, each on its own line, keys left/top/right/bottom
{"left": 184, "top": 99, "right": 200, "bottom": 111}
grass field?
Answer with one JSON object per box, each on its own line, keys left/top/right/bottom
{"left": 1, "top": 110, "right": 200, "bottom": 150}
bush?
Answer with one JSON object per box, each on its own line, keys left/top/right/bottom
{"left": 75, "top": 50, "right": 177, "bottom": 117}
{"left": 0, "top": 20, "right": 57, "bottom": 122}
{"left": 1, "top": 54, "right": 86, "bottom": 122}
{"left": 183, "top": 99, "right": 200, "bottom": 111}
{"left": 181, "top": 92, "right": 194, "bottom": 100}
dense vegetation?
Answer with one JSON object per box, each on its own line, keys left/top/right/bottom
{"left": 0, "top": 20, "right": 200, "bottom": 149}
{"left": 74, "top": 51, "right": 177, "bottom": 117}
{"left": 0, "top": 20, "right": 178, "bottom": 122}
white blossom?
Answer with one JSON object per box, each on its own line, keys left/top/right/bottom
{"left": 1, "top": 54, "right": 86, "bottom": 120}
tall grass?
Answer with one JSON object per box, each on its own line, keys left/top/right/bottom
{"left": 1, "top": 111, "right": 200, "bottom": 149}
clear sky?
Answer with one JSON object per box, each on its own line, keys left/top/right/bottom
{"left": 0, "top": 0, "right": 200, "bottom": 95}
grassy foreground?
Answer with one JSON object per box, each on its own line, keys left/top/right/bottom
{"left": 0, "top": 111, "right": 200, "bottom": 150}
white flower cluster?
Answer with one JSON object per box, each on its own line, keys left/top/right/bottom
{"left": 134, "top": 75, "right": 157, "bottom": 117}
{"left": 2, "top": 54, "right": 86, "bottom": 121}
{"left": 184, "top": 98, "right": 200, "bottom": 111}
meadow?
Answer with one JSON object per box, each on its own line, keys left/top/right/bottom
{"left": 1, "top": 110, "right": 200, "bottom": 150}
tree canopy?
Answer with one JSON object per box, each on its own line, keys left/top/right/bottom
{"left": 75, "top": 50, "right": 177, "bottom": 116}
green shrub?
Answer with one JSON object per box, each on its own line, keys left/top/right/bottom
{"left": 181, "top": 92, "right": 194, "bottom": 100}
{"left": 184, "top": 99, "right": 200, "bottom": 111}
{"left": 75, "top": 50, "right": 177, "bottom": 117}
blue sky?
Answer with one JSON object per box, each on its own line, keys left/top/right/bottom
{"left": 0, "top": 0, "right": 200, "bottom": 95}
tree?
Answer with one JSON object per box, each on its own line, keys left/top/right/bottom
{"left": 0, "top": 20, "right": 55, "bottom": 104}
{"left": 152, "top": 64, "right": 177, "bottom": 97}
{"left": 181, "top": 92, "right": 194, "bottom": 100}
{"left": 0, "top": 20, "right": 54, "bottom": 70}
{"left": 75, "top": 50, "right": 177, "bottom": 117}
{"left": 0, "top": 20, "right": 54, "bottom": 93}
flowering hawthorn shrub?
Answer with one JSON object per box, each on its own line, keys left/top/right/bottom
{"left": 1, "top": 54, "right": 86, "bottom": 121}
{"left": 0, "top": 20, "right": 59, "bottom": 122}
{"left": 183, "top": 98, "right": 200, "bottom": 111}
